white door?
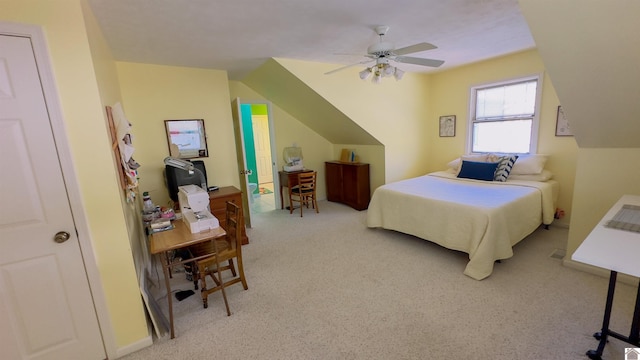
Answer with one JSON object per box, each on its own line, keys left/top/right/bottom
{"left": 232, "top": 99, "right": 280, "bottom": 213}
{"left": 0, "top": 35, "right": 105, "bottom": 359}
{"left": 252, "top": 115, "right": 274, "bottom": 184}
{"left": 231, "top": 98, "right": 253, "bottom": 227}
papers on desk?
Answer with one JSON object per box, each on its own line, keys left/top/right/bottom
{"left": 148, "top": 218, "right": 174, "bottom": 234}
{"left": 605, "top": 204, "right": 640, "bottom": 233}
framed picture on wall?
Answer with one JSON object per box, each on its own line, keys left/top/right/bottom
{"left": 164, "top": 119, "right": 209, "bottom": 158}
{"left": 439, "top": 115, "right": 456, "bottom": 137}
{"left": 555, "top": 106, "right": 573, "bottom": 136}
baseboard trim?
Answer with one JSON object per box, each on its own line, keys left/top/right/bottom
{"left": 115, "top": 335, "right": 153, "bottom": 359}
{"left": 563, "top": 259, "right": 639, "bottom": 286}
{"left": 552, "top": 221, "right": 570, "bottom": 229}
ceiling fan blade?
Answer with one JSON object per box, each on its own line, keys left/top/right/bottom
{"left": 394, "top": 56, "right": 444, "bottom": 67}
{"left": 324, "top": 59, "right": 374, "bottom": 75}
{"left": 393, "top": 42, "right": 437, "bottom": 56}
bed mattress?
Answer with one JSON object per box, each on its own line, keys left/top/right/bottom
{"left": 366, "top": 171, "right": 559, "bottom": 280}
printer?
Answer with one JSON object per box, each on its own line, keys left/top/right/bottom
{"left": 177, "top": 184, "right": 219, "bottom": 233}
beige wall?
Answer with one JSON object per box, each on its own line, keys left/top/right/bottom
{"left": 116, "top": 62, "right": 241, "bottom": 208}
{"left": 519, "top": 0, "right": 640, "bottom": 270}
{"left": 1, "top": 0, "right": 148, "bottom": 354}
{"left": 331, "top": 145, "right": 385, "bottom": 193}
{"left": 566, "top": 148, "right": 640, "bottom": 259}
{"left": 79, "top": 0, "right": 150, "bottom": 350}
{"left": 426, "top": 50, "right": 579, "bottom": 226}
{"left": 83, "top": 29, "right": 150, "bottom": 309}
{"left": 274, "top": 58, "right": 431, "bottom": 184}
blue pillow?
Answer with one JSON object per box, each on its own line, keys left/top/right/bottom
{"left": 457, "top": 160, "right": 499, "bottom": 181}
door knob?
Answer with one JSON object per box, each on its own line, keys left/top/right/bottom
{"left": 54, "top": 231, "right": 71, "bottom": 243}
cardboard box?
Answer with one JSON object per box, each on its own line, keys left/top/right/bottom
{"left": 340, "top": 149, "right": 356, "bottom": 163}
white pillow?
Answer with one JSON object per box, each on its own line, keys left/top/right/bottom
{"left": 446, "top": 158, "right": 460, "bottom": 170}
{"left": 447, "top": 154, "right": 489, "bottom": 173}
{"left": 510, "top": 154, "right": 548, "bottom": 175}
{"left": 508, "top": 170, "right": 553, "bottom": 181}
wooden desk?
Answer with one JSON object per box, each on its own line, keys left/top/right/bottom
{"left": 572, "top": 194, "right": 640, "bottom": 359}
{"left": 149, "top": 221, "right": 226, "bottom": 339}
{"left": 278, "top": 169, "right": 313, "bottom": 209}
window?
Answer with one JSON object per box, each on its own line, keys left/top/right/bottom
{"left": 467, "top": 75, "right": 541, "bottom": 154}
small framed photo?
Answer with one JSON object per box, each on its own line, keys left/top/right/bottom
{"left": 555, "top": 106, "right": 573, "bottom": 136}
{"left": 439, "top": 115, "right": 456, "bottom": 137}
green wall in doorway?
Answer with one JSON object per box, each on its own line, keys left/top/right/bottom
{"left": 241, "top": 104, "right": 259, "bottom": 193}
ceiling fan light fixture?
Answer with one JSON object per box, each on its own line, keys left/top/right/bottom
{"left": 359, "top": 67, "right": 372, "bottom": 80}
{"left": 394, "top": 67, "right": 405, "bottom": 81}
{"left": 372, "top": 72, "right": 382, "bottom": 84}
{"left": 383, "top": 64, "right": 395, "bottom": 77}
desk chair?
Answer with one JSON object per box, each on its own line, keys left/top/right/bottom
{"left": 189, "top": 201, "right": 248, "bottom": 310}
{"left": 289, "top": 171, "right": 319, "bottom": 217}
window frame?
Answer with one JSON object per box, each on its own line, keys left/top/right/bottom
{"left": 465, "top": 74, "right": 543, "bottom": 155}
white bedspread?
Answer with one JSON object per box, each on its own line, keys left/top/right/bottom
{"left": 366, "top": 171, "right": 559, "bottom": 280}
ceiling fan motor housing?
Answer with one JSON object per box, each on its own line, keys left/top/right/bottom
{"left": 375, "top": 25, "right": 390, "bottom": 36}
{"left": 367, "top": 42, "right": 395, "bottom": 57}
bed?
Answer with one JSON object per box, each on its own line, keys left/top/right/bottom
{"left": 366, "top": 168, "right": 559, "bottom": 280}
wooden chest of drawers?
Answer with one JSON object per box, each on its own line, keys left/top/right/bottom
{"left": 208, "top": 186, "right": 249, "bottom": 245}
{"left": 325, "top": 161, "right": 370, "bottom": 211}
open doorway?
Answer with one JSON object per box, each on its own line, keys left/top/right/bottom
{"left": 238, "top": 102, "right": 278, "bottom": 215}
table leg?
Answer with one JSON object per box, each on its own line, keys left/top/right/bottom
{"left": 629, "top": 280, "right": 640, "bottom": 344}
{"left": 587, "top": 271, "right": 617, "bottom": 360}
{"left": 162, "top": 252, "right": 175, "bottom": 339}
{"left": 280, "top": 185, "right": 284, "bottom": 209}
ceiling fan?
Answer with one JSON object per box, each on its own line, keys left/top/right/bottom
{"left": 325, "top": 25, "right": 444, "bottom": 82}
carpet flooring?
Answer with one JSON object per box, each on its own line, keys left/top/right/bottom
{"left": 121, "top": 200, "right": 638, "bottom": 360}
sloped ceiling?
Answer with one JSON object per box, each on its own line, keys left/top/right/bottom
{"left": 519, "top": 0, "right": 640, "bottom": 148}
{"left": 242, "top": 59, "right": 381, "bottom": 145}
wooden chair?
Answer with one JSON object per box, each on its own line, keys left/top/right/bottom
{"left": 189, "top": 201, "right": 248, "bottom": 309}
{"left": 289, "top": 171, "right": 319, "bottom": 217}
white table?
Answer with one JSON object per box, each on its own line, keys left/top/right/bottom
{"left": 572, "top": 194, "right": 640, "bottom": 359}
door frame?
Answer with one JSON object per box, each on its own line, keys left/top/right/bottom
{"left": 232, "top": 99, "right": 280, "bottom": 219}
{"left": 0, "top": 21, "right": 115, "bottom": 358}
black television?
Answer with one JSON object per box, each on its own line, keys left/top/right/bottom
{"left": 165, "top": 160, "right": 208, "bottom": 202}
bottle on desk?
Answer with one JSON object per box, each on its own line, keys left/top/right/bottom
{"left": 143, "top": 191, "right": 154, "bottom": 212}
{"left": 142, "top": 191, "right": 161, "bottom": 224}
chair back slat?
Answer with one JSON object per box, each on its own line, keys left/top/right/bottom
{"left": 289, "top": 171, "right": 319, "bottom": 217}
{"left": 225, "top": 201, "right": 242, "bottom": 252}
{"left": 296, "top": 172, "right": 316, "bottom": 194}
